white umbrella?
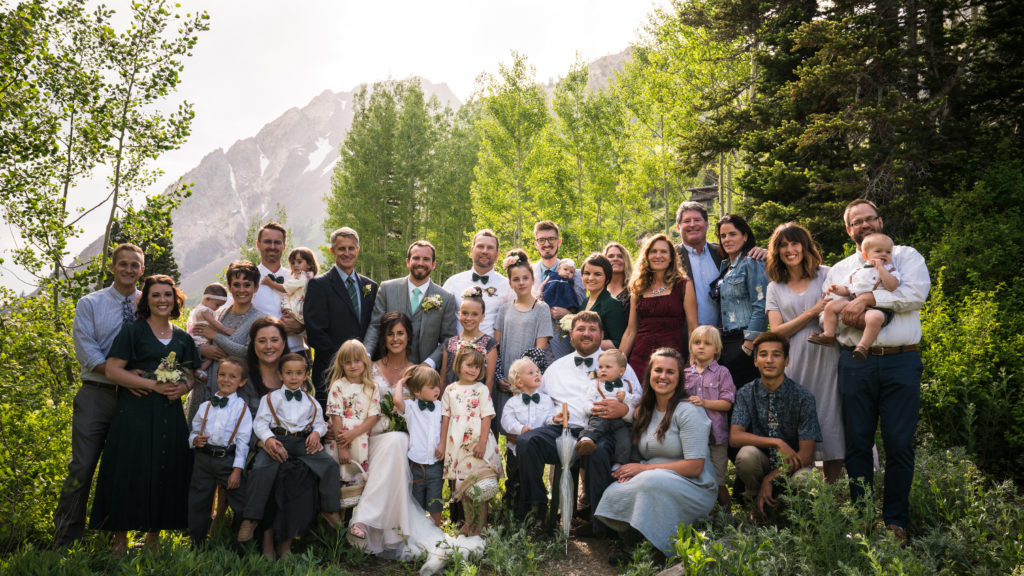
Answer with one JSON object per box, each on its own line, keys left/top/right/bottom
{"left": 554, "top": 402, "right": 574, "bottom": 551}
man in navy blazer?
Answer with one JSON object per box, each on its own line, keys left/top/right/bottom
{"left": 365, "top": 240, "right": 457, "bottom": 369}
{"left": 304, "top": 227, "right": 377, "bottom": 405}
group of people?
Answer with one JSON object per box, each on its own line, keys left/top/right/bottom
{"left": 52, "top": 197, "right": 929, "bottom": 566}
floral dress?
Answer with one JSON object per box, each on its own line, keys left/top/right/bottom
{"left": 326, "top": 377, "right": 381, "bottom": 486}
{"left": 440, "top": 382, "right": 503, "bottom": 494}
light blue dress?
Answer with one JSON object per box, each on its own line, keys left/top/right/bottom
{"left": 594, "top": 402, "right": 717, "bottom": 555}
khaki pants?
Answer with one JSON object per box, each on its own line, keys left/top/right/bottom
{"left": 735, "top": 445, "right": 815, "bottom": 500}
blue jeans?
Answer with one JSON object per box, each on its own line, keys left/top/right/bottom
{"left": 838, "top": 349, "right": 922, "bottom": 529}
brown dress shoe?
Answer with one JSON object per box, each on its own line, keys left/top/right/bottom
{"left": 886, "top": 524, "right": 907, "bottom": 547}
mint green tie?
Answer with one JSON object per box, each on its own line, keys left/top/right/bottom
{"left": 411, "top": 287, "right": 422, "bottom": 311}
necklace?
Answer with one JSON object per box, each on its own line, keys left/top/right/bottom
{"left": 150, "top": 321, "right": 173, "bottom": 339}
{"left": 649, "top": 284, "right": 668, "bottom": 296}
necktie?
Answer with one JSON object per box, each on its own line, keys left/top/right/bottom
{"left": 472, "top": 272, "right": 489, "bottom": 284}
{"left": 522, "top": 393, "right": 540, "bottom": 404}
{"left": 418, "top": 399, "right": 435, "bottom": 411}
{"left": 122, "top": 295, "right": 135, "bottom": 325}
{"left": 345, "top": 276, "right": 359, "bottom": 310}
{"left": 411, "top": 287, "right": 422, "bottom": 311}
{"left": 574, "top": 356, "right": 593, "bottom": 367}
{"left": 268, "top": 274, "right": 285, "bottom": 284}
{"left": 604, "top": 379, "right": 623, "bottom": 392}
{"left": 210, "top": 396, "right": 228, "bottom": 408}
{"left": 285, "top": 389, "right": 303, "bottom": 402}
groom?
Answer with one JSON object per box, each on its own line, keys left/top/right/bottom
{"left": 364, "top": 240, "right": 457, "bottom": 368}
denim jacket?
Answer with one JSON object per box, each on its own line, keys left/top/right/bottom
{"left": 718, "top": 253, "right": 768, "bottom": 341}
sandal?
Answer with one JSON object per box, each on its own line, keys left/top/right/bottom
{"left": 346, "top": 523, "right": 368, "bottom": 549}
{"left": 807, "top": 333, "right": 835, "bottom": 346}
{"left": 853, "top": 345, "right": 868, "bottom": 361}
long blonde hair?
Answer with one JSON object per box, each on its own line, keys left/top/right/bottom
{"left": 328, "top": 339, "right": 376, "bottom": 397}
{"left": 629, "top": 233, "right": 686, "bottom": 296}
{"left": 603, "top": 241, "right": 634, "bottom": 286}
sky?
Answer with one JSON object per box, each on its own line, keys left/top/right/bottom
{"left": 1, "top": 0, "right": 664, "bottom": 291}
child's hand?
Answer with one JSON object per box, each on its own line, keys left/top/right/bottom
{"left": 227, "top": 468, "right": 242, "bottom": 490}
{"left": 337, "top": 446, "right": 351, "bottom": 464}
{"left": 616, "top": 390, "right": 625, "bottom": 402}
{"left": 261, "top": 276, "right": 273, "bottom": 286}
{"left": 688, "top": 395, "right": 704, "bottom": 407}
{"left": 552, "top": 412, "right": 564, "bottom": 425}
{"left": 306, "top": 431, "right": 323, "bottom": 454}
{"left": 337, "top": 429, "right": 357, "bottom": 447}
{"left": 193, "top": 434, "right": 209, "bottom": 448}
{"left": 472, "top": 440, "right": 487, "bottom": 459}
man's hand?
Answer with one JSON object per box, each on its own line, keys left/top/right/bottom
{"left": 756, "top": 469, "right": 782, "bottom": 517}
{"left": 280, "top": 311, "right": 303, "bottom": 334}
{"left": 775, "top": 439, "right": 800, "bottom": 472}
{"left": 842, "top": 293, "right": 876, "bottom": 326}
{"left": 747, "top": 246, "right": 768, "bottom": 261}
{"left": 592, "top": 398, "right": 628, "bottom": 419}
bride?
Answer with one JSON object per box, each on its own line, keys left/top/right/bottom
{"left": 348, "top": 312, "right": 482, "bottom": 574}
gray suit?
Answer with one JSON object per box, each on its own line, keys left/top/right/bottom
{"left": 365, "top": 278, "right": 458, "bottom": 366}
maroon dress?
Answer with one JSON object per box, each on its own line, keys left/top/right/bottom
{"left": 628, "top": 278, "right": 690, "bottom": 379}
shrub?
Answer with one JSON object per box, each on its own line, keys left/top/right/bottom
{"left": 919, "top": 282, "right": 1024, "bottom": 478}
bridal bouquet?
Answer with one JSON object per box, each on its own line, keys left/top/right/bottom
{"left": 150, "top": 351, "right": 185, "bottom": 384}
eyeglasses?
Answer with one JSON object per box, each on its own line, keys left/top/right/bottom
{"left": 848, "top": 215, "right": 880, "bottom": 228}
{"left": 535, "top": 237, "right": 559, "bottom": 245}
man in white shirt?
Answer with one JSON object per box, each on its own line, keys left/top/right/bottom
{"left": 365, "top": 240, "right": 457, "bottom": 368}
{"left": 515, "top": 311, "right": 638, "bottom": 536}
{"left": 441, "top": 229, "right": 512, "bottom": 336}
{"left": 825, "top": 199, "right": 929, "bottom": 545}
{"left": 251, "top": 223, "right": 305, "bottom": 353}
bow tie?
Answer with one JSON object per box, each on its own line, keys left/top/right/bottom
{"left": 268, "top": 273, "right": 284, "bottom": 284}
{"left": 210, "top": 396, "right": 229, "bottom": 408}
{"left": 472, "top": 272, "right": 489, "bottom": 284}
{"left": 522, "top": 393, "right": 541, "bottom": 405}
{"left": 604, "top": 379, "right": 624, "bottom": 392}
{"left": 418, "top": 399, "right": 436, "bottom": 411}
{"left": 574, "top": 356, "right": 593, "bottom": 367}
{"left": 285, "top": 389, "right": 303, "bottom": 402}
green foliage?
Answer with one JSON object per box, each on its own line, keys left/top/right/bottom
{"left": 0, "top": 287, "right": 76, "bottom": 551}
{"left": 326, "top": 78, "right": 473, "bottom": 282}
{"left": 919, "top": 283, "right": 1024, "bottom": 477}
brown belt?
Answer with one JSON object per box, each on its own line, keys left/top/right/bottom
{"left": 82, "top": 380, "right": 118, "bottom": 391}
{"left": 840, "top": 344, "right": 917, "bottom": 356}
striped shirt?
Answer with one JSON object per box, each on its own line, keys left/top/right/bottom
{"left": 73, "top": 285, "right": 140, "bottom": 385}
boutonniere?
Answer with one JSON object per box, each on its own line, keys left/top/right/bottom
{"left": 362, "top": 283, "right": 372, "bottom": 296}
{"left": 484, "top": 287, "right": 497, "bottom": 297}
{"left": 558, "top": 313, "right": 576, "bottom": 333}
{"left": 422, "top": 295, "right": 443, "bottom": 311}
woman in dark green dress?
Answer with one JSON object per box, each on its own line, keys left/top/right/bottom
{"left": 90, "top": 275, "right": 198, "bottom": 554}
{"left": 580, "top": 253, "right": 628, "bottom": 349}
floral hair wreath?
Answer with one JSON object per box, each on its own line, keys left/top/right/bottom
{"left": 455, "top": 338, "right": 487, "bottom": 354}
{"left": 462, "top": 286, "right": 484, "bottom": 298}
{"left": 503, "top": 252, "right": 527, "bottom": 269}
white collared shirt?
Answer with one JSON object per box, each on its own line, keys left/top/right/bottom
{"left": 540, "top": 349, "right": 639, "bottom": 428}
{"left": 252, "top": 387, "right": 327, "bottom": 442}
{"left": 500, "top": 391, "right": 557, "bottom": 454}
{"left": 442, "top": 268, "right": 513, "bottom": 336}
{"left": 188, "top": 393, "right": 252, "bottom": 469}
{"left": 584, "top": 375, "right": 642, "bottom": 409}
{"left": 403, "top": 400, "right": 442, "bottom": 465}
{"left": 824, "top": 245, "right": 930, "bottom": 347}
{"left": 253, "top": 262, "right": 307, "bottom": 351}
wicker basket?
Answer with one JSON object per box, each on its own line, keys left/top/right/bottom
{"left": 465, "top": 476, "right": 500, "bottom": 503}
{"left": 340, "top": 483, "right": 364, "bottom": 508}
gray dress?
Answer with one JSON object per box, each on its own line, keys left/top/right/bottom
{"left": 494, "top": 300, "right": 554, "bottom": 430}
{"left": 595, "top": 402, "right": 717, "bottom": 555}
{"left": 184, "top": 305, "right": 267, "bottom": 422}
{"left": 765, "top": 267, "right": 844, "bottom": 461}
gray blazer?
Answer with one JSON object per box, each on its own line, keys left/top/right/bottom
{"left": 364, "top": 277, "right": 458, "bottom": 366}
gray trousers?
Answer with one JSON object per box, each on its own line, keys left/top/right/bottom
{"left": 53, "top": 382, "right": 119, "bottom": 547}
{"left": 581, "top": 416, "right": 632, "bottom": 466}
{"left": 188, "top": 450, "right": 247, "bottom": 545}
{"left": 243, "top": 435, "right": 340, "bottom": 520}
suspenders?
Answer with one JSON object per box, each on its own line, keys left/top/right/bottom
{"left": 198, "top": 399, "right": 247, "bottom": 446}
{"left": 267, "top": 389, "right": 318, "bottom": 435}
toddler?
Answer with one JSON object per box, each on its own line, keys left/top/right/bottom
{"left": 186, "top": 283, "right": 234, "bottom": 377}
{"left": 187, "top": 356, "right": 252, "bottom": 547}
{"left": 239, "top": 353, "right": 343, "bottom": 556}
{"left": 262, "top": 247, "right": 319, "bottom": 325}
{"left": 499, "top": 358, "right": 556, "bottom": 456}
{"left": 574, "top": 349, "right": 640, "bottom": 468}
{"left": 809, "top": 233, "right": 901, "bottom": 360}
{"left": 683, "top": 326, "right": 736, "bottom": 508}
{"left": 441, "top": 345, "right": 503, "bottom": 536}
{"left": 541, "top": 259, "right": 581, "bottom": 313}
{"left": 394, "top": 365, "right": 445, "bottom": 527}
{"left": 325, "top": 339, "right": 380, "bottom": 505}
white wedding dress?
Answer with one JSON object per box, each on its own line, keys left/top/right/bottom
{"left": 350, "top": 369, "right": 484, "bottom": 575}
